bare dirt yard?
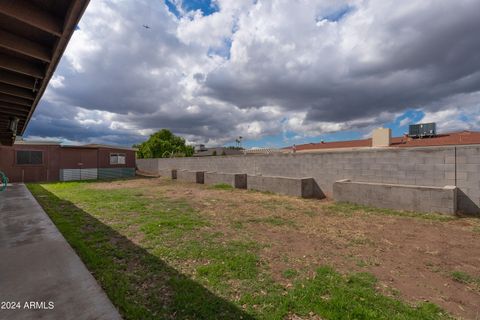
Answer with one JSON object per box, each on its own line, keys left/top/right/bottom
{"left": 30, "top": 177, "right": 480, "bottom": 319}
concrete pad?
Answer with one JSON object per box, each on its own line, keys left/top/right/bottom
{"left": 176, "top": 170, "right": 204, "bottom": 184}
{"left": 204, "top": 172, "right": 247, "bottom": 189}
{"left": 247, "top": 175, "right": 323, "bottom": 198}
{"left": 333, "top": 179, "right": 457, "bottom": 215}
{"left": 0, "top": 184, "right": 121, "bottom": 320}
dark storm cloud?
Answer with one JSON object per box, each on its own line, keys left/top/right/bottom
{"left": 26, "top": 0, "right": 480, "bottom": 146}
{"left": 204, "top": 0, "right": 480, "bottom": 125}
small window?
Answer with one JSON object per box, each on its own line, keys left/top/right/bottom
{"left": 17, "top": 151, "right": 43, "bottom": 165}
{"left": 110, "top": 153, "right": 126, "bottom": 165}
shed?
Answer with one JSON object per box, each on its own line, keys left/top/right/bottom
{"left": 0, "top": 140, "right": 136, "bottom": 182}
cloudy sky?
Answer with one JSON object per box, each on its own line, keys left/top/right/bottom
{"left": 25, "top": 0, "right": 480, "bottom": 148}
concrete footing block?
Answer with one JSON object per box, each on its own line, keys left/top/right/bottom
{"left": 333, "top": 180, "right": 457, "bottom": 215}
{"left": 177, "top": 170, "right": 205, "bottom": 184}
{"left": 247, "top": 175, "right": 323, "bottom": 198}
{"left": 159, "top": 168, "right": 176, "bottom": 179}
{"left": 204, "top": 172, "right": 247, "bottom": 189}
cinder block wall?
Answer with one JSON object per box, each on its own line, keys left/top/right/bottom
{"left": 136, "top": 145, "right": 480, "bottom": 214}
{"left": 333, "top": 180, "right": 457, "bottom": 215}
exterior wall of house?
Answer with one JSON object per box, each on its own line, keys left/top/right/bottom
{"left": 0, "top": 145, "right": 61, "bottom": 182}
{"left": 97, "top": 147, "right": 136, "bottom": 168}
{"left": 59, "top": 148, "right": 98, "bottom": 169}
{"left": 136, "top": 145, "right": 480, "bottom": 214}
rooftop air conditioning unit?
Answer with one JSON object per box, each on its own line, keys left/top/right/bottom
{"left": 409, "top": 123, "right": 436, "bottom": 138}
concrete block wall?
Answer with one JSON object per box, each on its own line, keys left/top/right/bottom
{"left": 176, "top": 170, "right": 204, "bottom": 184}
{"left": 159, "top": 168, "right": 176, "bottom": 179}
{"left": 137, "top": 145, "right": 480, "bottom": 214}
{"left": 247, "top": 175, "right": 321, "bottom": 198}
{"left": 333, "top": 180, "right": 457, "bottom": 215}
{"left": 456, "top": 146, "right": 480, "bottom": 213}
{"left": 204, "top": 172, "right": 247, "bottom": 189}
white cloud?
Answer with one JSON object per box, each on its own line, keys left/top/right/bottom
{"left": 28, "top": 0, "right": 480, "bottom": 147}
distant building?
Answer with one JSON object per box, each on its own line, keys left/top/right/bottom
{"left": 243, "top": 147, "right": 285, "bottom": 155}
{"left": 287, "top": 129, "right": 480, "bottom": 153}
{"left": 194, "top": 144, "right": 208, "bottom": 153}
{"left": 193, "top": 146, "right": 243, "bottom": 157}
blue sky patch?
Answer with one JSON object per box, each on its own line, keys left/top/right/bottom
{"left": 320, "top": 5, "right": 353, "bottom": 22}
{"left": 183, "top": 0, "right": 218, "bottom": 16}
{"left": 165, "top": 0, "right": 181, "bottom": 17}
{"left": 224, "top": 109, "right": 428, "bottom": 149}
{"left": 208, "top": 38, "right": 232, "bottom": 59}
{"left": 387, "top": 109, "right": 425, "bottom": 136}
{"left": 165, "top": 0, "right": 218, "bottom": 17}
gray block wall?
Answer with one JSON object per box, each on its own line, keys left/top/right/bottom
{"left": 204, "top": 172, "right": 247, "bottom": 189}
{"left": 159, "top": 168, "right": 176, "bottom": 179}
{"left": 176, "top": 170, "right": 205, "bottom": 184}
{"left": 247, "top": 175, "right": 321, "bottom": 198}
{"left": 137, "top": 145, "right": 480, "bottom": 214}
{"left": 333, "top": 180, "right": 457, "bottom": 215}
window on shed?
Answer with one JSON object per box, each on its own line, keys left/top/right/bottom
{"left": 16, "top": 151, "right": 43, "bottom": 165}
{"left": 110, "top": 153, "right": 126, "bottom": 165}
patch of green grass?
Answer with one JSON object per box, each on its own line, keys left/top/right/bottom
{"left": 210, "top": 183, "right": 234, "bottom": 190}
{"left": 450, "top": 271, "right": 480, "bottom": 289}
{"left": 241, "top": 266, "right": 447, "bottom": 320}
{"left": 282, "top": 268, "right": 299, "bottom": 279}
{"left": 231, "top": 220, "right": 244, "bottom": 229}
{"left": 355, "top": 259, "right": 368, "bottom": 267}
{"left": 28, "top": 181, "right": 450, "bottom": 320}
{"left": 451, "top": 271, "right": 472, "bottom": 284}
{"left": 327, "top": 202, "right": 455, "bottom": 221}
{"left": 473, "top": 226, "right": 480, "bottom": 234}
{"left": 27, "top": 182, "right": 255, "bottom": 319}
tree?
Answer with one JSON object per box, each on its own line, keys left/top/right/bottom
{"left": 134, "top": 129, "right": 194, "bottom": 159}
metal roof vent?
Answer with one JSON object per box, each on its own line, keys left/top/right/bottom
{"left": 409, "top": 123, "right": 436, "bottom": 138}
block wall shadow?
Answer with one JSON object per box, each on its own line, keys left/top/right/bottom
{"left": 33, "top": 185, "right": 255, "bottom": 320}
{"left": 457, "top": 189, "right": 480, "bottom": 217}
{"left": 312, "top": 180, "right": 326, "bottom": 199}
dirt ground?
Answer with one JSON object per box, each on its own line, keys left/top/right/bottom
{"left": 91, "top": 177, "right": 480, "bottom": 319}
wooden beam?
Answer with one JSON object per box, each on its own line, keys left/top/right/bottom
{"left": 0, "top": 108, "right": 28, "bottom": 117}
{"left": 0, "top": 93, "right": 32, "bottom": 106}
{"left": 0, "top": 53, "right": 45, "bottom": 78}
{"left": 0, "top": 29, "right": 52, "bottom": 62}
{"left": 0, "top": 0, "right": 63, "bottom": 37}
{"left": 0, "top": 101, "right": 30, "bottom": 112}
{"left": 0, "top": 83, "right": 36, "bottom": 100}
{"left": 0, "top": 69, "right": 36, "bottom": 90}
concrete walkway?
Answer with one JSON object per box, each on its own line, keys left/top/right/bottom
{"left": 0, "top": 184, "right": 122, "bottom": 320}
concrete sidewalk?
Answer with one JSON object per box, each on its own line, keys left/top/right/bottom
{"left": 0, "top": 184, "right": 122, "bottom": 320}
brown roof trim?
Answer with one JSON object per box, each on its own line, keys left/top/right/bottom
{"left": 62, "top": 144, "right": 138, "bottom": 151}
{"left": 290, "top": 130, "right": 480, "bottom": 151}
